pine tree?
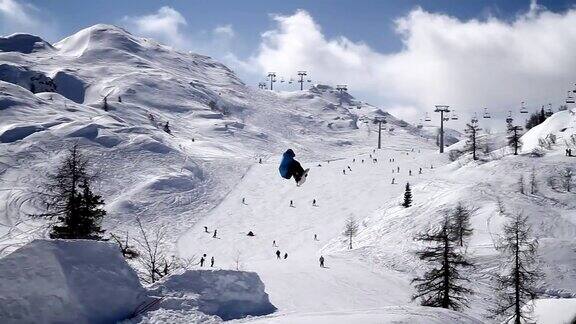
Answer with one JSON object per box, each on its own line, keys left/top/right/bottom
{"left": 343, "top": 217, "right": 359, "bottom": 249}
{"left": 411, "top": 214, "right": 473, "bottom": 310}
{"left": 40, "top": 144, "right": 106, "bottom": 240}
{"left": 402, "top": 182, "right": 412, "bottom": 208}
{"left": 508, "top": 126, "right": 523, "bottom": 155}
{"left": 465, "top": 123, "right": 481, "bottom": 160}
{"left": 452, "top": 203, "right": 473, "bottom": 247}
{"left": 492, "top": 213, "right": 540, "bottom": 324}
{"left": 103, "top": 96, "right": 108, "bottom": 111}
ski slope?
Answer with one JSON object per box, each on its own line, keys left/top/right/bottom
{"left": 176, "top": 142, "right": 454, "bottom": 318}
{"left": 177, "top": 108, "right": 576, "bottom": 322}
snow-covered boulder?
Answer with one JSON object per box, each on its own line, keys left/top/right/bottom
{"left": 149, "top": 270, "right": 276, "bottom": 321}
{"left": 0, "top": 239, "right": 147, "bottom": 324}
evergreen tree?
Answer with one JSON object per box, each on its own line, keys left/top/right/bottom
{"left": 465, "top": 123, "right": 482, "bottom": 160}
{"left": 103, "top": 96, "right": 108, "bottom": 111}
{"left": 41, "top": 144, "right": 106, "bottom": 240}
{"left": 452, "top": 203, "right": 473, "bottom": 247}
{"left": 411, "top": 214, "right": 474, "bottom": 310}
{"left": 525, "top": 107, "right": 547, "bottom": 130}
{"left": 508, "top": 126, "right": 523, "bottom": 155}
{"left": 402, "top": 182, "right": 412, "bottom": 208}
{"left": 492, "top": 213, "right": 540, "bottom": 324}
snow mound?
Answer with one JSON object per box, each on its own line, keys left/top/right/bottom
{"left": 149, "top": 270, "right": 276, "bottom": 321}
{"left": 531, "top": 298, "right": 576, "bottom": 324}
{"left": 521, "top": 109, "right": 576, "bottom": 153}
{"left": 0, "top": 239, "right": 147, "bottom": 324}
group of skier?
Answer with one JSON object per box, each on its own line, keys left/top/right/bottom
{"left": 198, "top": 147, "right": 434, "bottom": 271}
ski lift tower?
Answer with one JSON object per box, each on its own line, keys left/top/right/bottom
{"left": 336, "top": 84, "right": 348, "bottom": 106}
{"left": 374, "top": 117, "right": 387, "bottom": 149}
{"left": 297, "top": 71, "right": 307, "bottom": 91}
{"left": 434, "top": 105, "right": 451, "bottom": 153}
{"left": 267, "top": 72, "right": 277, "bottom": 90}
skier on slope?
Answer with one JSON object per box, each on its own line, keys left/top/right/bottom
{"left": 279, "top": 149, "right": 309, "bottom": 186}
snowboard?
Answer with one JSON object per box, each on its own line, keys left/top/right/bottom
{"left": 297, "top": 168, "right": 310, "bottom": 187}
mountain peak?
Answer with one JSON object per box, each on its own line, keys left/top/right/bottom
{"left": 0, "top": 33, "right": 54, "bottom": 54}
{"left": 54, "top": 24, "right": 145, "bottom": 57}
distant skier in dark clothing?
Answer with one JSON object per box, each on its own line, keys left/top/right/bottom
{"left": 213, "top": 229, "right": 217, "bottom": 238}
{"left": 312, "top": 199, "right": 317, "bottom": 206}
{"left": 279, "top": 149, "right": 308, "bottom": 185}
{"left": 204, "top": 226, "right": 209, "bottom": 233}
{"left": 273, "top": 240, "right": 277, "bottom": 247}
{"left": 276, "top": 250, "right": 281, "bottom": 259}
{"left": 284, "top": 253, "right": 288, "bottom": 259}
{"left": 319, "top": 256, "right": 325, "bottom": 268}
{"left": 200, "top": 254, "right": 206, "bottom": 267}
{"left": 247, "top": 231, "right": 255, "bottom": 236}
{"left": 210, "top": 256, "right": 215, "bottom": 267}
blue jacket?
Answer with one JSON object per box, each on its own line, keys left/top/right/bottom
{"left": 279, "top": 149, "right": 295, "bottom": 179}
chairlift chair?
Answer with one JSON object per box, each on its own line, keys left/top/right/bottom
{"left": 546, "top": 103, "right": 553, "bottom": 117}
{"left": 506, "top": 110, "right": 513, "bottom": 124}
{"left": 483, "top": 108, "right": 491, "bottom": 119}
{"left": 280, "top": 78, "right": 285, "bottom": 83}
{"left": 471, "top": 113, "right": 479, "bottom": 124}
{"left": 566, "top": 91, "right": 575, "bottom": 104}
{"left": 424, "top": 113, "right": 431, "bottom": 122}
{"left": 307, "top": 79, "right": 312, "bottom": 82}
{"left": 451, "top": 110, "right": 458, "bottom": 120}
{"left": 417, "top": 119, "right": 423, "bottom": 128}
{"left": 520, "top": 101, "right": 528, "bottom": 114}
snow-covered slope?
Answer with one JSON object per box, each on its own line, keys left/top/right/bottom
{"left": 176, "top": 109, "right": 576, "bottom": 322}
{"left": 0, "top": 25, "right": 431, "bottom": 254}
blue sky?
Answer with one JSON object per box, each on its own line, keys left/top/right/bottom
{"left": 20, "top": 0, "right": 574, "bottom": 54}
{"left": 2, "top": 0, "right": 576, "bottom": 126}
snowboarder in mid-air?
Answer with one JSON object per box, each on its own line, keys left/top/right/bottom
{"left": 279, "top": 149, "right": 309, "bottom": 186}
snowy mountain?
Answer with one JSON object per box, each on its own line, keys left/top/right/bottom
{"left": 1, "top": 24, "right": 576, "bottom": 323}
{"left": 0, "top": 24, "right": 432, "bottom": 251}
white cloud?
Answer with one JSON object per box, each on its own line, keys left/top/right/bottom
{"left": 122, "top": 7, "right": 238, "bottom": 63}
{"left": 0, "top": 0, "right": 58, "bottom": 40}
{"left": 122, "top": 6, "right": 189, "bottom": 49}
{"left": 213, "top": 24, "right": 235, "bottom": 38}
{"left": 247, "top": 7, "right": 576, "bottom": 125}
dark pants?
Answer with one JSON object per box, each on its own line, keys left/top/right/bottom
{"left": 288, "top": 160, "right": 305, "bottom": 182}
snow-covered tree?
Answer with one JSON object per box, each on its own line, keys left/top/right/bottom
{"left": 411, "top": 214, "right": 473, "bottom": 310}
{"left": 492, "top": 213, "right": 541, "bottom": 324}
{"left": 343, "top": 217, "right": 359, "bottom": 249}
{"left": 508, "top": 126, "right": 523, "bottom": 155}
{"left": 451, "top": 203, "right": 473, "bottom": 247}
{"left": 403, "top": 182, "right": 412, "bottom": 208}
{"left": 464, "top": 123, "right": 481, "bottom": 160}
{"left": 40, "top": 144, "right": 105, "bottom": 240}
